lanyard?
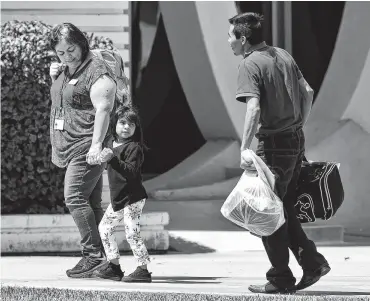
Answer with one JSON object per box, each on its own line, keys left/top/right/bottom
{"left": 56, "top": 54, "right": 93, "bottom": 116}
{"left": 59, "top": 64, "right": 82, "bottom": 109}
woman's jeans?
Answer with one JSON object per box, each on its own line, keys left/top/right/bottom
{"left": 64, "top": 153, "right": 106, "bottom": 256}
{"left": 256, "top": 128, "right": 327, "bottom": 288}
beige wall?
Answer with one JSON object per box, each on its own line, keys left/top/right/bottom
{"left": 304, "top": 2, "right": 370, "bottom": 149}
{"left": 304, "top": 2, "right": 370, "bottom": 234}
{"left": 160, "top": 1, "right": 244, "bottom": 140}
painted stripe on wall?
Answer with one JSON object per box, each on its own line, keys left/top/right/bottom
{"left": 1, "top": 15, "right": 129, "bottom": 26}
{"left": 1, "top": 1, "right": 128, "bottom": 9}
{"left": 1, "top": 9, "right": 129, "bottom": 15}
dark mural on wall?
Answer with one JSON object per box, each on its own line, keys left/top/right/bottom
{"left": 292, "top": 2, "right": 345, "bottom": 102}
{"left": 131, "top": 2, "right": 205, "bottom": 175}
{"left": 235, "top": 1, "right": 273, "bottom": 46}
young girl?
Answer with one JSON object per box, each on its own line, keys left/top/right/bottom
{"left": 93, "top": 105, "right": 152, "bottom": 282}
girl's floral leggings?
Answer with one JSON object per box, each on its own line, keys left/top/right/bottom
{"left": 99, "top": 199, "right": 151, "bottom": 266}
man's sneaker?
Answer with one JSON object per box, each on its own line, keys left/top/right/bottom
{"left": 122, "top": 266, "right": 152, "bottom": 283}
{"left": 66, "top": 255, "right": 106, "bottom": 278}
{"left": 296, "top": 263, "right": 331, "bottom": 290}
{"left": 92, "top": 262, "right": 124, "bottom": 281}
{"left": 248, "top": 282, "right": 296, "bottom": 294}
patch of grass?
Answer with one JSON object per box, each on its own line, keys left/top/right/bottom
{"left": 1, "top": 286, "right": 369, "bottom": 301}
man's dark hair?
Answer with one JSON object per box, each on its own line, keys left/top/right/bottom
{"left": 49, "top": 23, "right": 90, "bottom": 61}
{"left": 228, "top": 12, "right": 264, "bottom": 45}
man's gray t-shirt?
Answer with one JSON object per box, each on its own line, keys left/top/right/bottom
{"left": 236, "top": 43, "right": 304, "bottom": 135}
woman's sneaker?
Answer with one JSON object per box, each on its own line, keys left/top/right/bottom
{"left": 122, "top": 266, "right": 152, "bottom": 283}
{"left": 93, "top": 262, "right": 124, "bottom": 281}
{"left": 67, "top": 255, "right": 106, "bottom": 278}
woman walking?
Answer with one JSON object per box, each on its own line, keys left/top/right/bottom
{"left": 48, "top": 23, "right": 116, "bottom": 278}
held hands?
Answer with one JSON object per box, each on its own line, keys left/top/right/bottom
{"left": 49, "top": 62, "right": 65, "bottom": 82}
{"left": 99, "top": 148, "right": 114, "bottom": 163}
{"left": 86, "top": 144, "right": 103, "bottom": 165}
{"left": 240, "top": 149, "right": 257, "bottom": 172}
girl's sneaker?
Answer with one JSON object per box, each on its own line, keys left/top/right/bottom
{"left": 122, "top": 266, "right": 152, "bottom": 283}
{"left": 93, "top": 261, "right": 124, "bottom": 281}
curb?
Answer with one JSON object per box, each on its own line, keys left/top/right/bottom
{"left": 1, "top": 285, "right": 368, "bottom": 301}
{"left": 1, "top": 213, "right": 169, "bottom": 253}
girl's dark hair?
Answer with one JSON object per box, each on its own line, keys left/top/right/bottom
{"left": 228, "top": 12, "right": 264, "bottom": 45}
{"left": 49, "top": 23, "right": 90, "bottom": 61}
{"left": 111, "top": 105, "right": 147, "bottom": 151}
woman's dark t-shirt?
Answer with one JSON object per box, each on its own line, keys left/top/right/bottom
{"left": 50, "top": 52, "right": 111, "bottom": 168}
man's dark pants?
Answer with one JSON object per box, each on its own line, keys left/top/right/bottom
{"left": 256, "top": 128, "right": 328, "bottom": 288}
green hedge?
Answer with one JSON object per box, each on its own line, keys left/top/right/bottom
{"left": 1, "top": 20, "right": 114, "bottom": 214}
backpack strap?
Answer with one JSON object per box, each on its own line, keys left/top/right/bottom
{"left": 92, "top": 49, "right": 105, "bottom": 64}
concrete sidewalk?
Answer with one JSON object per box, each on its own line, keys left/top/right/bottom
{"left": 1, "top": 247, "right": 370, "bottom": 299}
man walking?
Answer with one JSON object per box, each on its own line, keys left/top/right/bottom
{"left": 228, "top": 12, "right": 330, "bottom": 294}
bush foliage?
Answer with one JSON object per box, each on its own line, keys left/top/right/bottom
{"left": 1, "top": 20, "right": 114, "bottom": 214}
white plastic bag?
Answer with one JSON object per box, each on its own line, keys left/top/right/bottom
{"left": 220, "top": 149, "right": 285, "bottom": 236}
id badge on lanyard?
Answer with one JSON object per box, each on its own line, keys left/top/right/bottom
{"left": 54, "top": 76, "right": 79, "bottom": 131}
{"left": 54, "top": 108, "right": 65, "bottom": 130}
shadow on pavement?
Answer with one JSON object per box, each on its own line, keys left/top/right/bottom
{"left": 168, "top": 235, "right": 216, "bottom": 254}
{"left": 297, "top": 291, "right": 370, "bottom": 296}
{"left": 152, "top": 276, "right": 224, "bottom": 284}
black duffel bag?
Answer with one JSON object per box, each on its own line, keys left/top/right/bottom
{"left": 294, "top": 158, "right": 344, "bottom": 223}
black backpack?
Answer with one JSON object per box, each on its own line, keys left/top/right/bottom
{"left": 294, "top": 159, "right": 344, "bottom": 223}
